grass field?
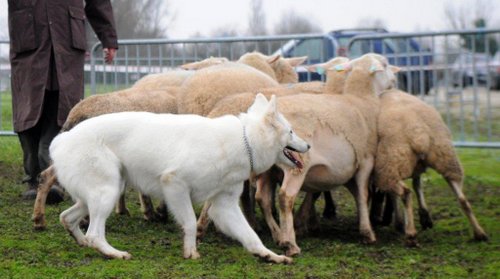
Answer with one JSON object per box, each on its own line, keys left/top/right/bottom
{"left": 0, "top": 136, "right": 499, "bottom": 278}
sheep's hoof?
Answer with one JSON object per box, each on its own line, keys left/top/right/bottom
{"left": 361, "top": 231, "right": 377, "bottom": 245}
{"left": 285, "top": 244, "right": 301, "bottom": 257}
{"left": 405, "top": 236, "right": 420, "bottom": 248}
{"left": 394, "top": 221, "right": 405, "bottom": 233}
{"left": 474, "top": 232, "right": 489, "bottom": 242}
{"left": 418, "top": 209, "right": 433, "bottom": 230}
{"left": 33, "top": 223, "right": 47, "bottom": 231}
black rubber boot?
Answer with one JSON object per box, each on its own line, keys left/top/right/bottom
{"left": 22, "top": 182, "right": 38, "bottom": 200}
{"left": 46, "top": 184, "right": 65, "bottom": 205}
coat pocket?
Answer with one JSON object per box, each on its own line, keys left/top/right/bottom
{"left": 69, "top": 6, "right": 87, "bottom": 51}
{"left": 9, "top": 8, "right": 38, "bottom": 53}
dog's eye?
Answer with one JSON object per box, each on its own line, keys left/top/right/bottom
{"left": 289, "top": 130, "right": 293, "bottom": 134}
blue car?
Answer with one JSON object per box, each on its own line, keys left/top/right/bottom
{"left": 274, "top": 28, "right": 434, "bottom": 95}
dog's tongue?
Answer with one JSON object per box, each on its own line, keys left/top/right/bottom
{"left": 284, "top": 148, "right": 303, "bottom": 169}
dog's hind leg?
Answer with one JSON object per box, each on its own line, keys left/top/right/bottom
{"left": 162, "top": 185, "right": 199, "bottom": 259}
{"left": 209, "top": 185, "right": 292, "bottom": 264}
{"left": 60, "top": 201, "right": 89, "bottom": 247}
{"left": 86, "top": 181, "right": 131, "bottom": 259}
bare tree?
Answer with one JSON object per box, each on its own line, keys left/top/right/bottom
{"left": 273, "top": 10, "right": 323, "bottom": 35}
{"left": 356, "top": 17, "right": 387, "bottom": 30}
{"left": 444, "top": 0, "right": 495, "bottom": 30}
{"left": 247, "top": 0, "right": 267, "bottom": 36}
{"left": 111, "top": 0, "right": 174, "bottom": 39}
{"left": 444, "top": 0, "right": 498, "bottom": 55}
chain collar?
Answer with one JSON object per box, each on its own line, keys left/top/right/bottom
{"left": 242, "top": 126, "right": 254, "bottom": 173}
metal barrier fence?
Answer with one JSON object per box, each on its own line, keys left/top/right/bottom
{"left": 1, "top": 30, "right": 499, "bottom": 148}
{"left": 347, "top": 29, "right": 500, "bottom": 147}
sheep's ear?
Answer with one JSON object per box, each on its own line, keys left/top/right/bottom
{"left": 330, "top": 62, "right": 352, "bottom": 72}
{"left": 267, "top": 54, "right": 281, "bottom": 65}
{"left": 389, "top": 65, "right": 401, "bottom": 73}
{"left": 369, "top": 62, "right": 384, "bottom": 74}
{"left": 305, "top": 64, "right": 327, "bottom": 75}
{"left": 285, "top": 56, "right": 308, "bottom": 67}
{"left": 180, "top": 61, "right": 203, "bottom": 70}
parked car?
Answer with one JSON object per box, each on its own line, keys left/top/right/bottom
{"left": 491, "top": 51, "right": 500, "bottom": 90}
{"left": 273, "top": 28, "right": 434, "bottom": 94}
{"left": 451, "top": 51, "right": 497, "bottom": 89}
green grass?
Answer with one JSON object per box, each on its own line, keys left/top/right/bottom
{"left": 0, "top": 137, "right": 499, "bottom": 278}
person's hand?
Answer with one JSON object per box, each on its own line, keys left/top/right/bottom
{"left": 103, "top": 48, "right": 117, "bottom": 64}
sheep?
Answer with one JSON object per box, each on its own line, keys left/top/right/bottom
{"left": 132, "top": 57, "right": 229, "bottom": 90}
{"left": 372, "top": 88, "right": 488, "bottom": 245}
{"left": 237, "top": 52, "right": 307, "bottom": 83}
{"left": 309, "top": 58, "right": 488, "bottom": 245}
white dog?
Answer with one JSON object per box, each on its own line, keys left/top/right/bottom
{"left": 51, "top": 94, "right": 309, "bottom": 263}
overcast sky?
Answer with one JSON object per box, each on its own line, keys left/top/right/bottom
{"left": 1, "top": 0, "right": 499, "bottom": 39}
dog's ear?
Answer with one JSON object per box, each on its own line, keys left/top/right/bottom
{"left": 265, "top": 95, "right": 278, "bottom": 117}
{"left": 248, "top": 93, "right": 269, "bottom": 114}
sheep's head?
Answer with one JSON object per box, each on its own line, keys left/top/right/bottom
{"left": 306, "top": 57, "right": 350, "bottom": 94}
{"left": 268, "top": 55, "right": 308, "bottom": 84}
{"left": 338, "top": 53, "right": 400, "bottom": 96}
{"left": 363, "top": 54, "right": 400, "bottom": 93}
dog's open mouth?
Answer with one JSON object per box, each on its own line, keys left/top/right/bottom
{"left": 284, "top": 146, "right": 303, "bottom": 169}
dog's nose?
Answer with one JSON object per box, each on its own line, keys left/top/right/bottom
{"left": 306, "top": 143, "right": 311, "bottom": 150}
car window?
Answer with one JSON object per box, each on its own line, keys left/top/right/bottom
{"left": 348, "top": 41, "right": 373, "bottom": 58}
{"left": 289, "top": 38, "right": 324, "bottom": 61}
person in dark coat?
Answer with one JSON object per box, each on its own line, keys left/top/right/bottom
{"left": 8, "top": 0, "right": 118, "bottom": 202}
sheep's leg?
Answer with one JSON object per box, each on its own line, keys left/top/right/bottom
{"left": 322, "top": 191, "right": 337, "bottom": 220}
{"left": 390, "top": 193, "right": 405, "bottom": 233}
{"left": 196, "top": 201, "right": 212, "bottom": 241}
{"left": 114, "top": 193, "right": 130, "bottom": 216}
{"left": 353, "top": 157, "right": 376, "bottom": 244}
{"left": 240, "top": 180, "right": 261, "bottom": 231}
{"left": 155, "top": 201, "right": 169, "bottom": 222}
{"left": 381, "top": 193, "right": 394, "bottom": 226}
{"left": 139, "top": 194, "right": 157, "bottom": 221}
{"left": 278, "top": 172, "right": 306, "bottom": 257}
{"left": 294, "top": 192, "right": 315, "bottom": 236}
{"left": 32, "top": 166, "right": 55, "bottom": 230}
{"left": 307, "top": 192, "right": 321, "bottom": 233}
{"left": 209, "top": 185, "right": 292, "bottom": 264}
{"left": 447, "top": 179, "right": 488, "bottom": 241}
{"left": 412, "top": 174, "right": 433, "bottom": 229}
{"left": 392, "top": 181, "right": 418, "bottom": 247}
{"left": 255, "top": 172, "right": 281, "bottom": 243}
{"left": 369, "top": 190, "right": 387, "bottom": 226}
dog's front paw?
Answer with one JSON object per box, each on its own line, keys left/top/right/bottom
{"left": 256, "top": 253, "right": 293, "bottom": 264}
{"left": 183, "top": 249, "right": 200, "bottom": 259}
{"left": 106, "top": 251, "right": 132, "bottom": 260}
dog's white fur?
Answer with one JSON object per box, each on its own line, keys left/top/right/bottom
{"left": 51, "top": 94, "right": 309, "bottom": 263}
